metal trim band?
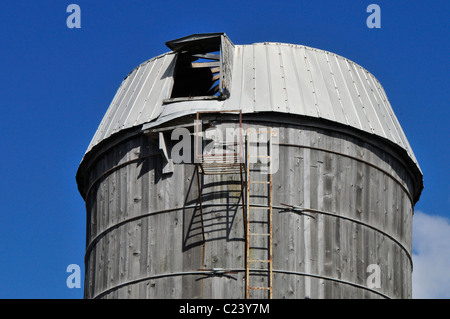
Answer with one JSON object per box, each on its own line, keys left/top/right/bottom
{"left": 85, "top": 203, "right": 413, "bottom": 271}
{"left": 93, "top": 268, "right": 390, "bottom": 299}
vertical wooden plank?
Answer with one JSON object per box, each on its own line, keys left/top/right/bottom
{"left": 309, "top": 132, "right": 319, "bottom": 298}
{"left": 316, "top": 145, "right": 325, "bottom": 299}
{"left": 302, "top": 140, "right": 311, "bottom": 298}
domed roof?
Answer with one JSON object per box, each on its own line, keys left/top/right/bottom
{"left": 83, "top": 34, "right": 420, "bottom": 173}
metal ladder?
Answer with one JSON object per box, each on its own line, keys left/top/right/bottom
{"left": 245, "top": 127, "right": 274, "bottom": 299}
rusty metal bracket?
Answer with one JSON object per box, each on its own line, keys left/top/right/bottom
{"left": 279, "top": 203, "right": 316, "bottom": 219}
{"left": 195, "top": 268, "right": 239, "bottom": 281}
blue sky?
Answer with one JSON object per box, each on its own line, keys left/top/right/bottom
{"left": 0, "top": 1, "right": 448, "bottom": 299}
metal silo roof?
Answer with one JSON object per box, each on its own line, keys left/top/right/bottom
{"left": 83, "top": 38, "right": 420, "bottom": 171}
{"left": 226, "top": 43, "right": 419, "bottom": 168}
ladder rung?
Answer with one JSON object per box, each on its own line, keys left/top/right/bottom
{"left": 249, "top": 233, "right": 270, "bottom": 236}
{"left": 249, "top": 287, "right": 272, "bottom": 290}
{"left": 248, "top": 259, "right": 271, "bottom": 263}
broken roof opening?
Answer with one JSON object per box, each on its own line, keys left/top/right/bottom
{"left": 164, "top": 33, "right": 234, "bottom": 103}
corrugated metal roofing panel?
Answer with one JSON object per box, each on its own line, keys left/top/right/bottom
{"left": 360, "top": 68, "right": 392, "bottom": 140}
{"left": 139, "top": 54, "right": 174, "bottom": 122}
{"left": 352, "top": 63, "right": 385, "bottom": 136}
{"left": 338, "top": 57, "right": 372, "bottom": 133}
{"left": 306, "top": 48, "right": 336, "bottom": 121}
{"left": 291, "top": 46, "right": 318, "bottom": 118}
{"left": 112, "top": 64, "right": 146, "bottom": 134}
{"left": 253, "top": 44, "right": 271, "bottom": 112}
{"left": 317, "top": 51, "right": 348, "bottom": 125}
{"left": 84, "top": 53, "right": 174, "bottom": 154}
{"left": 366, "top": 74, "right": 397, "bottom": 143}
{"left": 121, "top": 61, "right": 154, "bottom": 128}
{"left": 299, "top": 46, "right": 322, "bottom": 117}
{"left": 235, "top": 45, "right": 255, "bottom": 110}
{"left": 328, "top": 54, "right": 360, "bottom": 129}
{"left": 267, "top": 44, "right": 289, "bottom": 113}
{"left": 280, "top": 45, "right": 303, "bottom": 115}
{"left": 129, "top": 55, "right": 171, "bottom": 126}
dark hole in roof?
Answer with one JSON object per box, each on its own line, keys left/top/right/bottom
{"left": 170, "top": 53, "right": 217, "bottom": 98}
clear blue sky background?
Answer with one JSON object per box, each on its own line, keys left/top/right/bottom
{"left": 0, "top": 1, "right": 448, "bottom": 299}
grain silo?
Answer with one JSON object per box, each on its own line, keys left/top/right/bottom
{"left": 76, "top": 33, "right": 423, "bottom": 299}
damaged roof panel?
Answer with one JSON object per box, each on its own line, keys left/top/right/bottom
{"left": 165, "top": 33, "right": 224, "bottom": 52}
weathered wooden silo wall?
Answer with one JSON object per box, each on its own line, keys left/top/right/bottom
{"left": 82, "top": 114, "right": 414, "bottom": 299}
